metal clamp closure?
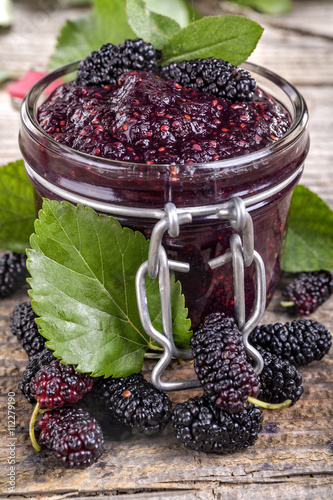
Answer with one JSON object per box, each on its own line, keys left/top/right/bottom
{"left": 136, "top": 198, "right": 266, "bottom": 391}
{"left": 136, "top": 245, "right": 201, "bottom": 391}
{"left": 148, "top": 202, "right": 192, "bottom": 279}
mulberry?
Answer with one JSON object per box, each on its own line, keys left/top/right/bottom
{"left": 37, "top": 406, "right": 104, "bottom": 468}
{"left": 75, "top": 38, "right": 160, "bottom": 87}
{"left": 160, "top": 57, "right": 256, "bottom": 102}
{"left": 253, "top": 347, "right": 303, "bottom": 405}
{"left": 30, "top": 359, "right": 95, "bottom": 409}
{"left": 19, "top": 348, "right": 55, "bottom": 404}
{"left": 0, "top": 252, "right": 28, "bottom": 299}
{"left": 172, "top": 395, "right": 263, "bottom": 453}
{"left": 96, "top": 373, "right": 171, "bottom": 435}
{"left": 282, "top": 271, "right": 333, "bottom": 315}
{"left": 249, "top": 319, "right": 332, "bottom": 367}
{"left": 190, "top": 313, "right": 260, "bottom": 413}
{"left": 10, "top": 302, "right": 45, "bottom": 358}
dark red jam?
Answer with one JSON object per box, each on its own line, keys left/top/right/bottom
{"left": 37, "top": 71, "right": 290, "bottom": 165}
{"left": 20, "top": 67, "right": 308, "bottom": 329}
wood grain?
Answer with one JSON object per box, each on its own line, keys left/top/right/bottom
{"left": 0, "top": 0, "right": 333, "bottom": 498}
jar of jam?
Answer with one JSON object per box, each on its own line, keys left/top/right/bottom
{"left": 19, "top": 61, "right": 309, "bottom": 331}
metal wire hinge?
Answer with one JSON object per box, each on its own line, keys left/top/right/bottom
{"left": 135, "top": 199, "right": 266, "bottom": 392}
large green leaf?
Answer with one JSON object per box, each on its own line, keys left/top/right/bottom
{"left": 49, "top": 0, "right": 135, "bottom": 70}
{"left": 160, "top": 14, "right": 264, "bottom": 66}
{"left": 126, "top": 0, "right": 181, "bottom": 50}
{"left": 0, "top": 160, "right": 36, "bottom": 252}
{"left": 281, "top": 185, "right": 333, "bottom": 272}
{"left": 27, "top": 200, "right": 191, "bottom": 377}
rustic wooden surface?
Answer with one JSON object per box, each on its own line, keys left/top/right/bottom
{"left": 0, "top": 0, "right": 333, "bottom": 498}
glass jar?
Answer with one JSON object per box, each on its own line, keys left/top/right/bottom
{"left": 19, "top": 61, "right": 309, "bottom": 329}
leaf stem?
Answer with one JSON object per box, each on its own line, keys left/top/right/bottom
{"left": 248, "top": 396, "right": 292, "bottom": 410}
{"left": 147, "top": 343, "right": 164, "bottom": 351}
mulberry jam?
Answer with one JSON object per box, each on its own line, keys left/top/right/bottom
{"left": 19, "top": 61, "right": 309, "bottom": 328}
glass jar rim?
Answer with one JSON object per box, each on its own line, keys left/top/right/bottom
{"left": 20, "top": 60, "right": 309, "bottom": 175}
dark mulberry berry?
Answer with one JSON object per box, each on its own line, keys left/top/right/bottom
{"left": 190, "top": 313, "right": 260, "bottom": 413}
{"left": 37, "top": 406, "right": 104, "bottom": 468}
{"left": 19, "top": 348, "right": 55, "bottom": 404}
{"left": 282, "top": 271, "right": 333, "bottom": 315}
{"left": 96, "top": 373, "right": 171, "bottom": 435}
{"left": 75, "top": 38, "right": 160, "bottom": 86}
{"left": 10, "top": 302, "right": 45, "bottom": 358}
{"left": 160, "top": 58, "right": 256, "bottom": 102}
{"left": 0, "top": 252, "right": 28, "bottom": 299}
{"left": 30, "top": 359, "right": 95, "bottom": 408}
{"left": 252, "top": 347, "right": 303, "bottom": 405}
{"left": 249, "top": 319, "right": 332, "bottom": 367}
{"left": 172, "top": 395, "right": 263, "bottom": 453}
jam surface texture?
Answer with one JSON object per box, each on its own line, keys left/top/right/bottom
{"left": 38, "top": 70, "right": 290, "bottom": 165}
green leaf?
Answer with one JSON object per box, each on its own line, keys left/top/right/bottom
{"left": 145, "top": 0, "right": 200, "bottom": 28}
{"left": 228, "top": 0, "right": 291, "bottom": 16}
{"left": 93, "top": 0, "right": 135, "bottom": 43}
{"left": 49, "top": 0, "right": 136, "bottom": 70}
{"left": 49, "top": 17, "right": 100, "bottom": 70}
{"left": 281, "top": 185, "right": 333, "bottom": 273}
{"left": 160, "top": 14, "right": 264, "bottom": 66}
{"left": 126, "top": 0, "right": 181, "bottom": 50}
{"left": 0, "top": 160, "right": 36, "bottom": 252}
{"left": 27, "top": 200, "right": 191, "bottom": 377}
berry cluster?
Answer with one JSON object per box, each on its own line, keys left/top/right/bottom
{"left": 283, "top": 271, "right": 333, "bottom": 315}
{"left": 177, "top": 313, "right": 286, "bottom": 451}
{"left": 249, "top": 319, "right": 332, "bottom": 367}
{"left": 13, "top": 302, "right": 173, "bottom": 466}
{"left": 12, "top": 297, "right": 331, "bottom": 463}
{"left": 0, "top": 251, "right": 28, "bottom": 299}
{"left": 160, "top": 58, "right": 256, "bottom": 102}
{"left": 75, "top": 38, "right": 160, "bottom": 87}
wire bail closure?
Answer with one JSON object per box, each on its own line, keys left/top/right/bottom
{"left": 135, "top": 197, "right": 266, "bottom": 392}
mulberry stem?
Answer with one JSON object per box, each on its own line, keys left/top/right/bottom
{"left": 280, "top": 301, "right": 295, "bottom": 308}
{"left": 247, "top": 396, "right": 292, "bottom": 410}
{"left": 29, "top": 402, "right": 41, "bottom": 452}
{"left": 29, "top": 403, "right": 48, "bottom": 452}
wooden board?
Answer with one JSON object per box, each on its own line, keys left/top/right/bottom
{"left": 0, "top": 1, "right": 333, "bottom": 498}
{"left": 0, "top": 282, "right": 332, "bottom": 499}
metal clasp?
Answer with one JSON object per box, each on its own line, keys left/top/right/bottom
{"left": 136, "top": 203, "right": 201, "bottom": 391}
{"left": 135, "top": 198, "right": 266, "bottom": 391}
